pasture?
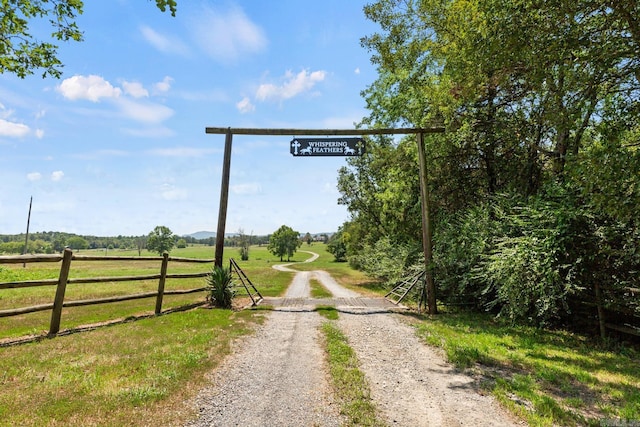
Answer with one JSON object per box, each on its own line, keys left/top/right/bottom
{"left": 1, "top": 243, "right": 638, "bottom": 426}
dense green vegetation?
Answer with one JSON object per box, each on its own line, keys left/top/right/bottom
{"left": 338, "top": 0, "right": 640, "bottom": 333}
{"left": 0, "top": 230, "right": 274, "bottom": 255}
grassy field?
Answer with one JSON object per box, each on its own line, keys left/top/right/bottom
{"left": 0, "top": 244, "right": 304, "bottom": 339}
{"left": 1, "top": 243, "right": 639, "bottom": 426}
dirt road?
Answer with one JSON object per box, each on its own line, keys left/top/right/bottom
{"left": 186, "top": 252, "right": 521, "bottom": 426}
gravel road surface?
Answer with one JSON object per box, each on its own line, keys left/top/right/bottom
{"left": 185, "top": 252, "right": 521, "bottom": 426}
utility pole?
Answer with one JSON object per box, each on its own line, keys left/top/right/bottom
{"left": 23, "top": 196, "right": 33, "bottom": 268}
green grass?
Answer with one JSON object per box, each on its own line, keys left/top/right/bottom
{"left": 0, "top": 245, "right": 296, "bottom": 339}
{"left": 316, "top": 305, "right": 339, "bottom": 320}
{"left": 0, "top": 307, "right": 266, "bottom": 426}
{"left": 321, "top": 321, "right": 385, "bottom": 426}
{"left": 309, "top": 278, "right": 333, "bottom": 298}
{"left": 413, "top": 310, "right": 640, "bottom": 426}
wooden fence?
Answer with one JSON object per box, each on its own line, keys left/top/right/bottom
{"left": 0, "top": 248, "right": 214, "bottom": 335}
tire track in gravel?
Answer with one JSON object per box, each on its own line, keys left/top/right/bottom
{"left": 186, "top": 251, "right": 521, "bottom": 426}
{"left": 185, "top": 252, "right": 343, "bottom": 427}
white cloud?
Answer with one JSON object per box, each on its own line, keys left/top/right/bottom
{"left": 115, "top": 98, "right": 174, "bottom": 124}
{"left": 256, "top": 69, "right": 326, "bottom": 102}
{"left": 354, "top": 67, "right": 361, "bottom": 74}
{"left": 154, "top": 76, "right": 173, "bottom": 93}
{"left": 236, "top": 96, "right": 255, "bottom": 113}
{"left": 232, "top": 182, "right": 262, "bottom": 195}
{"left": 51, "top": 171, "right": 64, "bottom": 181}
{"left": 35, "top": 129, "right": 45, "bottom": 139}
{"left": 191, "top": 5, "right": 267, "bottom": 63}
{"left": 27, "top": 172, "right": 42, "bottom": 181}
{"left": 0, "top": 118, "right": 30, "bottom": 137}
{"left": 140, "top": 25, "right": 190, "bottom": 55}
{"left": 122, "top": 81, "right": 149, "bottom": 98}
{"left": 57, "top": 75, "right": 122, "bottom": 102}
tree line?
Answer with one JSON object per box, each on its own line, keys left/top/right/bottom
{"left": 334, "top": 0, "right": 640, "bottom": 332}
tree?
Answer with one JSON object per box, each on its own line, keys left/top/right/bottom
{"left": 326, "top": 228, "right": 347, "bottom": 262}
{"left": 135, "top": 236, "right": 147, "bottom": 256}
{"left": 0, "top": 0, "right": 177, "bottom": 79}
{"left": 267, "top": 225, "right": 301, "bottom": 262}
{"left": 146, "top": 226, "right": 175, "bottom": 255}
{"left": 304, "top": 232, "right": 312, "bottom": 246}
{"left": 344, "top": 0, "right": 640, "bottom": 328}
{"left": 65, "top": 236, "right": 88, "bottom": 251}
{"left": 237, "top": 228, "right": 250, "bottom": 261}
{"left": 176, "top": 238, "right": 187, "bottom": 248}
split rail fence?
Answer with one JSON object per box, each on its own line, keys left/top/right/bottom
{"left": 0, "top": 248, "right": 214, "bottom": 335}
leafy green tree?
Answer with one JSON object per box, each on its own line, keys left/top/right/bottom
{"left": 341, "top": 0, "right": 640, "bottom": 329}
{"left": 176, "top": 238, "right": 187, "bottom": 248}
{"left": 66, "top": 236, "right": 88, "bottom": 250}
{"left": 146, "top": 226, "right": 175, "bottom": 255}
{"left": 267, "top": 225, "right": 301, "bottom": 262}
{"left": 326, "top": 228, "right": 347, "bottom": 262}
{"left": 0, "top": 0, "right": 177, "bottom": 79}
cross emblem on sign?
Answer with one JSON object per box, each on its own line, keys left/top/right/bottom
{"left": 291, "top": 139, "right": 301, "bottom": 155}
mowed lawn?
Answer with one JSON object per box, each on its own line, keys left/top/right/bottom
{"left": 1, "top": 243, "right": 638, "bottom": 426}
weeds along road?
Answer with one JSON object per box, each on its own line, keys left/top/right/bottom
{"left": 185, "top": 252, "right": 521, "bottom": 427}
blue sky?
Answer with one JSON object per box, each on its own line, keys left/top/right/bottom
{"left": 0, "top": 1, "right": 379, "bottom": 237}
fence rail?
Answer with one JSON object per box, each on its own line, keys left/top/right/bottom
{"left": 0, "top": 248, "right": 214, "bottom": 335}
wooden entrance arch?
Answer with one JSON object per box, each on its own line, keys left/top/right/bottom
{"left": 205, "top": 126, "right": 444, "bottom": 314}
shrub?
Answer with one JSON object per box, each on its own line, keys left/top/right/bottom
{"left": 205, "top": 266, "right": 235, "bottom": 309}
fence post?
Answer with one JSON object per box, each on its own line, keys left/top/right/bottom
{"left": 595, "top": 282, "right": 607, "bottom": 339}
{"left": 155, "top": 252, "right": 169, "bottom": 315}
{"left": 49, "top": 248, "right": 73, "bottom": 335}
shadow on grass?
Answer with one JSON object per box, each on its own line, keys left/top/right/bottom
{"left": 411, "top": 310, "right": 640, "bottom": 424}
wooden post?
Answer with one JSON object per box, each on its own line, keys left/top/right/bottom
{"left": 417, "top": 132, "right": 437, "bottom": 315}
{"left": 595, "top": 282, "right": 606, "bottom": 339}
{"left": 155, "top": 252, "right": 170, "bottom": 315}
{"left": 215, "top": 129, "right": 233, "bottom": 268}
{"left": 49, "top": 248, "right": 73, "bottom": 335}
{"left": 23, "top": 196, "right": 32, "bottom": 268}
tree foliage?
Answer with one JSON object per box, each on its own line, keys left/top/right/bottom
{"left": 0, "top": 0, "right": 177, "bottom": 79}
{"left": 146, "top": 226, "right": 175, "bottom": 255}
{"left": 326, "top": 227, "right": 347, "bottom": 262}
{"left": 267, "top": 225, "right": 301, "bottom": 262}
{"left": 338, "top": 0, "right": 640, "bottom": 330}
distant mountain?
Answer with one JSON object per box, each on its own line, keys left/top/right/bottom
{"left": 185, "top": 231, "right": 216, "bottom": 240}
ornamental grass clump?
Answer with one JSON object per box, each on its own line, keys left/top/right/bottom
{"left": 206, "top": 266, "right": 235, "bottom": 309}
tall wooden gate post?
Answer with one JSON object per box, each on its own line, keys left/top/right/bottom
{"left": 417, "top": 132, "right": 437, "bottom": 315}
{"left": 49, "top": 248, "right": 73, "bottom": 335}
{"left": 155, "top": 252, "right": 170, "bottom": 315}
{"left": 215, "top": 129, "right": 233, "bottom": 268}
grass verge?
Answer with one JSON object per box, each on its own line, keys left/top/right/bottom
{"left": 0, "top": 307, "right": 266, "bottom": 426}
{"left": 310, "top": 278, "right": 333, "bottom": 298}
{"left": 321, "top": 321, "right": 385, "bottom": 426}
{"left": 413, "top": 310, "right": 640, "bottom": 426}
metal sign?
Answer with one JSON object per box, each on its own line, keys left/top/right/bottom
{"left": 290, "top": 137, "right": 365, "bottom": 157}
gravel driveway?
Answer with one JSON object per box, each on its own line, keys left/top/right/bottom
{"left": 185, "top": 252, "right": 521, "bottom": 426}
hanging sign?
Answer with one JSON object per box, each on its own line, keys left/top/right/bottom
{"left": 290, "top": 137, "right": 365, "bottom": 157}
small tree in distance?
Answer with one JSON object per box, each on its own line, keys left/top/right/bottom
{"left": 146, "top": 226, "right": 175, "bottom": 255}
{"left": 268, "top": 225, "right": 302, "bottom": 261}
